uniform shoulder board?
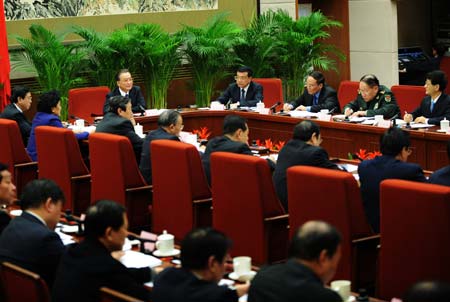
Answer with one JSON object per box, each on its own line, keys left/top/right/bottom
{"left": 385, "top": 95, "right": 391, "bottom": 102}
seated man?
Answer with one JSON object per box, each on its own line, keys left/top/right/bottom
{"left": 139, "top": 110, "right": 183, "bottom": 184}
{"left": 0, "top": 163, "right": 17, "bottom": 234}
{"left": 273, "top": 120, "right": 340, "bottom": 211}
{"left": 404, "top": 70, "right": 450, "bottom": 125}
{"left": 0, "top": 179, "right": 65, "bottom": 287}
{"left": 429, "top": 139, "right": 450, "bottom": 186}
{"left": 358, "top": 127, "right": 427, "bottom": 233}
{"left": 343, "top": 74, "right": 400, "bottom": 119}
{"left": 248, "top": 220, "right": 343, "bottom": 302}
{"left": 404, "top": 281, "right": 450, "bottom": 302}
{"left": 96, "top": 95, "right": 144, "bottom": 164}
{"left": 152, "top": 227, "right": 249, "bottom": 302}
{"left": 103, "top": 69, "right": 146, "bottom": 114}
{"left": 52, "top": 200, "right": 153, "bottom": 302}
{"left": 283, "top": 70, "right": 340, "bottom": 113}
{"left": 0, "top": 86, "right": 32, "bottom": 145}
{"left": 216, "top": 66, "right": 263, "bottom": 107}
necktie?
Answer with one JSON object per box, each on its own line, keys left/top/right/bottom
{"left": 430, "top": 101, "right": 435, "bottom": 112}
{"left": 125, "top": 93, "right": 129, "bottom": 99}
{"left": 240, "top": 89, "right": 245, "bottom": 102}
{"left": 313, "top": 95, "right": 318, "bottom": 106}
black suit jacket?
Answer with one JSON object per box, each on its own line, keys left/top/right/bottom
{"left": 429, "top": 165, "right": 450, "bottom": 186}
{"left": 0, "top": 103, "right": 31, "bottom": 145}
{"left": 95, "top": 112, "right": 144, "bottom": 164}
{"left": 139, "top": 127, "right": 180, "bottom": 184}
{"left": 411, "top": 94, "right": 450, "bottom": 125}
{"left": 103, "top": 86, "right": 146, "bottom": 114}
{"left": 289, "top": 84, "right": 341, "bottom": 113}
{"left": 153, "top": 267, "right": 238, "bottom": 302}
{"left": 0, "top": 211, "right": 65, "bottom": 287}
{"left": 273, "top": 139, "right": 340, "bottom": 211}
{"left": 248, "top": 259, "right": 342, "bottom": 302}
{"left": 52, "top": 237, "right": 152, "bottom": 302}
{"left": 358, "top": 155, "right": 427, "bottom": 233}
{"left": 0, "top": 210, "right": 11, "bottom": 235}
{"left": 216, "top": 82, "right": 263, "bottom": 107}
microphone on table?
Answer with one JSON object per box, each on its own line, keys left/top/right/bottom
{"left": 64, "top": 209, "right": 84, "bottom": 236}
{"left": 390, "top": 113, "right": 399, "bottom": 127}
{"left": 269, "top": 101, "right": 281, "bottom": 114}
{"left": 138, "top": 105, "right": 146, "bottom": 117}
{"left": 127, "top": 234, "right": 157, "bottom": 254}
{"left": 328, "top": 107, "right": 337, "bottom": 115}
{"left": 225, "top": 98, "right": 233, "bottom": 110}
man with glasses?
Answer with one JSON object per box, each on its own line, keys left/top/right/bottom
{"left": 358, "top": 127, "right": 426, "bottom": 233}
{"left": 343, "top": 74, "right": 400, "bottom": 119}
{"left": 103, "top": 69, "right": 146, "bottom": 114}
{"left": 216, "top": 66, "right": 263, "bottom": 108}
{"left": 283, "top": 71, "right": 340, "bottom": 113}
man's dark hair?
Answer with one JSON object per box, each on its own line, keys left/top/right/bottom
{"left": 309, "top": 71, "right": 325, "bottom": 86}
{"left": 115, "top": 69, "right": 131, "bottom": 81}
{"left": 404, "top": 281, "right": 450, "bottom": 302}
{"left": 380, "top": 127, "right": 410, "bottom": 156}
{"left": 293, "top": 120, "right": 320, "bottom": 141}
{"left": 426, "top": 70, "right": 448, "bottom": 92}
{"left": 181, "top": 228, "right": 232, "bottom": 270}
{"left": 10, "top": 86, "right": 31, "bottom": 104}
{"left": 360, "top": 74, "right": 380, "bottom": 88}
{"left": 157, "top": 110, "right": 181, "bottom": 127}
{"left": 37, "top": 90, "right": 61, "bottom": 114}
{"left": 432, "top": 43, "right": 447, "bottom": 57}
{"left": 0, "top": 163, "right": 9, "bottom": 182}
{"left": 223, "top": 115, "right": 247, "bottom": 135}
{"left": 289, "top": 221, "right": 342, "bottom": 260}
{"left": 237, "top": 66, "right": 253, "bottom": 77}
{"left": 20, "top": 179, "right": 65, "bottom": 211}
{"left": 84, "top": 200, "right": 126, "bottom": 239}
{"left": 108, "top": 95, "right": 130, "bottom": 114}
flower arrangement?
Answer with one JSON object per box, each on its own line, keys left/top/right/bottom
{"left": 192, "top": 126, "right": 211, "bottom": 140}
{"left": 348, "top": 149, "right": 382, "bottom": 161}
{"left": 254, "top": 138, "right": 286, "bottom": 151}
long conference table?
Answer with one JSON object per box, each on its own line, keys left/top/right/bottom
{"left": 135, "top": 110, "right": 450, "bottom": 171}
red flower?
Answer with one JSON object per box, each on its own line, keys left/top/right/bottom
{"left": 192, "top": 126, "right": 211, "bottom": 140}
{"left": 354, "top": 149, "right": 381, "bottom": 160}
{"left": 264, "top": 138, "right": 273, "bottom": 150}
{"left": 274, "top": 140, "right": 285, "bottom": 151}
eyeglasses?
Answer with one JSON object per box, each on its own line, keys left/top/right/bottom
{"left": 234, "top": 76, "right": 249, "bottom": 81}
{"left": 121, "top": 78, "right": 133, "bottom": 83}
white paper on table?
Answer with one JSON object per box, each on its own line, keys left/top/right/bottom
{"left": 289, "top": 111, "right": 319, "bottom": 118}
{"left": 349, "top": 116, "right": 372, "bottom": 123}
{"left": 260, "top": 154, "right": 279, "bottom": 162}
{"left": 55, "top": 230, "right": 76, "bottom": 245}
{"left": 338, "top": 164, "right": 358, "bottom": 173}
{"left": 145, "top": 109, "right": 167, "bottom": 116}
{"left": 119, "top": 250, "right": 162, "bottom": 268}
{"left": 410, "top": 123, "right": 434, "bottom": 129}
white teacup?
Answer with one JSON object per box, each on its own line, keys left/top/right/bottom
{"left": 331, "top": 280, "right": 351, "bottom": 301}
{"left": 75, "top": 119, "right": 85, "bottom": 128}
{"left": 440, "top": 118, "right": 449, "bottom": 131}
{"left": 134, "top": 123, "right": 143, "bottom": 136}
{"left": 320, "top": 109, "right": 329, "bottom": 114}
{"left": 155, "top": 230, "right": 174, "bottom": 254}
{"left": 233, "top": 256, "right": 251, "bottom": 277}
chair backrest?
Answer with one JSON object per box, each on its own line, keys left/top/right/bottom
{"left": 100, "top": 287, "right": 144, "bottom": 302}
{"left": 252, "top": 78, "right": 283, "bottom": 111}
{"left": 390, "top": 85, "right": 426, "bottom": 115}
{"left": 68, "top": 86, "right": 110, "bottom": 124}
{"left": 151, "top": 140, "right": 211, "bottom": 240}
{"left": 338, "top": 81, "right": 360, "bottom": 105}
{"left": 211, "top": 152, "right": 285, "bottom": 264}
{"left": 89, "top": 133, "right": 146, "bottom": 205}
{"left": 440, "top": 56, "right": 450, "bottom": 94}
{"left": 287, "top": 166, "right": 373, "bottom": 281}
{"left": 35, "top": 126, "right": 89, "bottom": 212}
{"left": 378, "top": 179, "right": 450, "bottom": 300}
{"left": 0, "top": 261, "right": 50, "bottom": 302}
{"left": 0, "top": 119, "right": 33, "bottom": 179}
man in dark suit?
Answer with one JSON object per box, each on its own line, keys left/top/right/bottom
{"left": 0, "top": 86, "right": 32, "bottom": 145}
{"left": 429, "top": 139, "right": 450, "bottom": 186}
{"left": 0, "top": 179, "right": 65, "bottom": 287}
{"left": 404, "top": 70, "right": 450, "bottom": 125}
{"left": 96, "top": 95, "right": 144, "bottom": 164}
{"left": 358, "top": 128, "right": 427, "bottom": 233}
{"left": 103, "top": 69, "right": 146, "bottom": 114}
{"left": 153, "top": 227, "right": 249, "bottom": 302}
{"left": 273, "top": 120, "right": 340, "bottom": 211}
{"left": 139, "top": 110, "right": 182, "bottom": 184}
{"left": 0, "top": 163, "right": 16, "bottom": 234}
{"left": 52, "top": 200, "right": 153, "bottom": 302}
{"left": 283, "top": 70, "right": 340, "bottom": 113}
{"left": 249, "top": 221, "right": 343, "bottom": 302}
{"left": 216, "top": 66, "right": 263, "bottom": 107}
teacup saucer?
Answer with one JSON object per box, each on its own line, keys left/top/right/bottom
{"left": 228, "top": 271, "right": 257, "bottom": 282}
{"left": 153, "top": 248, "right": 180, "bottom": 257}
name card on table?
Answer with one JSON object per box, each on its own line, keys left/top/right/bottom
{"left": 210, "top": 101, "right": 225, "bottom": 111}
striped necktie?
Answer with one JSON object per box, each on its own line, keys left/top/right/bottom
{"left": 240, "top": 89, "right": 245, "bottom": 102}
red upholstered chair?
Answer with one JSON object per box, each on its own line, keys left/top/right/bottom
{"left": 0, "top": 261, "right": 50, "bottom": 302}
{"left": 210, "top": 152, "right": 288, "bottom": 265}
{"left": 253, "top": 78, "right": 283, "bottom": 111}
{"left": 100, "top": 287, "right": 144, "bottom": 302}
{"left": 35, "top": 126, "right": 91, "bottom": 214}
{"left": 68, "top": 86, "right": 110, "bottom": 124}
{"left": 287, "top": 166, "right": 376, "bottom": 288}
{"left": 0, "top": 119, "right": 37, "bottom": 196}
{"left": 338, "top": 81, "right": 360, "bottom": 105}
{"left": 390, "top": 85, "right": 426, "bottom": 115}
{"left": 378, "top": 179, "right": 450, "bottom": 300}
{"left": 151, "top": 140, "right": 211, "bottom": 240}
{"left": 89, "top": 133, "right": 151, "bottom": 230}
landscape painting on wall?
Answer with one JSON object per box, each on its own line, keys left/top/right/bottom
{"left": 4, "top": 0, "right": 218, "bottom": 20}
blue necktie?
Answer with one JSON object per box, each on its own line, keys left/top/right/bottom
{"left": 430, "top": 101, "right": 435, "bottom": 112}
{"left": 240, "top": 89, "right": 245, "bottom": 102}
{"left": 313, "top": 95, "right": 318, "bottom": 106}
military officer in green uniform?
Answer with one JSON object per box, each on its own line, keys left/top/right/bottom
{"left": 343, "top": 74, "right": 400, "bottom": 119}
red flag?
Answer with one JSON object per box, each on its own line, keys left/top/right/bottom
{"left": 0, "top": 0, "right": 11, "bottom": 112}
